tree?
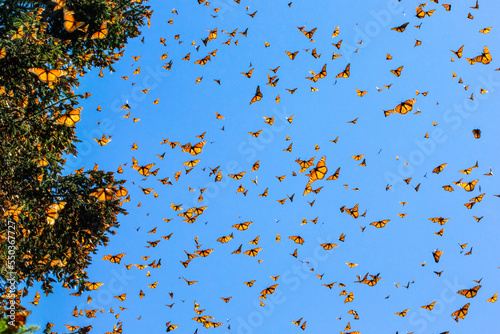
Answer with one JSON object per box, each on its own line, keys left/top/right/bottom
{"left": 0, "top": 312, "right": 38, "bottom": 334}
{"left": 0, "top": 0, "right": 150, "bottom": 316}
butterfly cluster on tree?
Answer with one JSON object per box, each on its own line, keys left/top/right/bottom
{"left": 0, "top": 0, "right": 149, "bottom": 322}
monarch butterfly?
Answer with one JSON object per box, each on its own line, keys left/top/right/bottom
{"left": 440, "top": 184, "right": 454, "bottom": 192}
{"left": 451, "top": 45, "right": 464, "bottom": 58}
{"left": 391, "top": 22, "right": 409, "bottom": 32}
{"left": 479, "top": 27, "right": 492, "bottom": 34}
{"left": 228, "top": 172, "right": 246, "bottom": 180}
{"left": 311, "top": 64, "right": 327, "bottom": 82}
{"left": 432, "top": 163, "right": 448, "bottom": 174}
{"left": 487, "top": 293, "right": 498, "bottom": 303}
{"left": 54, "top": 107, "right": 82, "bottom": 127}
{"left": 132, "top": 163, "right": 155, "bottom": 176}
{"left": 250, "top": 86, "right": 262, "bottom": 105}
{"left": 29, "top": 291, "right": 40, "bottom": 306}
{"left": 451, "top": 303, "right": 470, "bottom": 322}
{"left": 216, "top": 233, "right": 233, "bottom": 243}
{"left": 194, "top": 55, "right": 210, "bottom": 65}
{"left": 312, "top": 186, "right": 323, "bottom": 194}
{"left": 277, "top": 198, "right": 287, "bottom": 205}
{"left": 443, "top": 4, "right": 451, "bottom": 11}
{"left": 63, "top": 8, "right": 85, "bottom": 32}
{"left": 91, "top": 22, "right": 107, "bottom": 39}
{"left": 249, "top": 161, "right": 260, "bottom": 173}
{"left": 286, "top": 88, "right": 297, "bottom": 94}
{"left": 232, "top": 221, "right": 253, "bottom": 230}
{"left": 469, "top": 193, "right": 484, "bottom": 203}
{"left": 102, "top": 253, "right": 125, "bottom": 264}
{"left": 266, "top": 66, "right": 279, "bottom": 74}
{"left": 244, "top": 280, "right": 256, "bottom": 287}
{"left": 414, "top": 39, "right": 422, "bottom": 47}
{"left": 432, "top": 249, "right": 443, "bottom": 262}
{"left": 241, "top": 68, "right": 254, "bottom": 78}
{"left": 416, "top": 6, "right": 435, "bottom": 18}
{"left": 289, "top": 235, "right": 304, "bottom": 245}
{"left": 270, "top": 175, "right": 286, "bottom": 184}
{"left": 114, "top": 293, "right": 126, "bottom": 301}
{"left": 331, "top": 26, "right": 340, "bottom": 37}
{"left": 457, "top": 285, "right": 481, "bottom": 298}
{"left": 332, "top": 52, "right": 342, "bottom": 60}
{"left": 260, "top": 117, "right": 275, "bottom": 126}
{"left": 311, "top": 48, "right": 321, "bottom": 58}
{"left": 85, "top": 282, "right": 104, "bottom": 291}
{"left": 296, "top": 157, "right": 315, "bottom": 170}
{"left": 467, "top": 46, "right": 492, "bottom": 65}
{"left": 344, "top": 204, "right": 359, "bottom": 219}
{"left": 183, "top": 277, "right": 198, "bottom": 285}
{"left": 326, "top": 167, "right": 340, "bottom": 181}
{"left": 65, "top": 325, "right": 80, "bottom": 331}
{"left": 320, "top": 243, "right": 338, "bottom": 250}
{"left": 356, "top": 89, "right": 367, "bottom": 97}
{"left": 94, "top": 134, "right": 112, "bottom": 146}
{"left": 180, "top": 259, "right": 191, "bottom": 268}
{"left": 45, "top": 202, "right": 66, "bottom": 225}
{"left": 322, "top": 282, "right": 335, "bottom": 289}
{"left": 391, "top": 98, "right": 416, "bottom": 115}
{"left": 194, "top": 249, "right": 213, "bottom": 257}
{"left": 285, "top": 51, "right": 299, "bottom": 59}
{"left": 29, "top": 68, "right": 67, "bottom": 83}
{"left": 246, "top": 235, "right": 260, "bottom": 245}
{"left": 91, "top": 185, "right": 117, "bottom": 201}
{"left": 267, "top": 73, "right": 277, "bottom": 83}
{"left": 390, "top": 65, "right": 404, "bottom": 77}
{"left": 472, "top": 128, "right": 481, "bottom": 138}
{"left": 370, "top": 220, "right": 390, "bottom": 228}
{"left": 395, "top": 309, "right": 409, "bottom": 317}
{"left": 332, "top": 39, "right": 343, "bottom": 49}
{"left": 166, "top": 322, "right": 178, "bottom": 332}
{"left": 302, "top": 27, "right": 316, "bottom": 39}
{"left": 260, "top": 284, "right": 278, "bottom": 295}
{"left": 236, "top": 184, "right": 246, "bottom": 194}
{"left": 336, "top": 63, "right": 350, "bottom": 78}
{"left": 283, "top": 143, "right": 293, "bottom": 152}
{"left": 146, "top": 240, "right": 160, "bottom": 248}
{"left": 187, "top": 141, "right": 206, "bottom": 155}
{"left": 460, "top": 179, "right": 479, "bottom": 192}
{"left": 464, "top": 202, "right": 475, "bottom": 209}
{"left": 243, "top": 247, "right": 262, "bottom": 257}
{"left": 219, "top": 296, "right": 232, "bottom": 303}
{"left": 306, "top": 156, "right": 327, "bottom": 182}
{"left": 51, "top": 0, "right": 66, "bottom": 10}
{"left": 344, "top": 292, "right": 354, "bottom": 303}
{"left": 420, "top": 301, "right": 437, "bottom": 310}
{"left": 434, "top": 228, "right": 445, "bottom": 236}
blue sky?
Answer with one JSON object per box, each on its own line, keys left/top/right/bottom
{"left": 24, "top": 0, "right": 500, "bottom": 333}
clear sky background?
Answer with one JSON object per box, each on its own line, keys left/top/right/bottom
{"left": 23, "top": 0, "right": 500, "bottom": 333}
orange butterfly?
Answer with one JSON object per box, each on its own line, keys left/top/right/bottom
{"left": 29, "top": 68, "right": 67, "bottom": 83}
